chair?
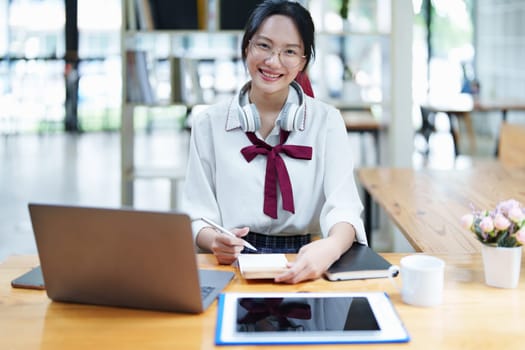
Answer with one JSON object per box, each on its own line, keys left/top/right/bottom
{"left": 418, "top": 105, "right": 476, "bottom": 157}
{"left": 498, "top": 122, "right": 525, "bottom": 167}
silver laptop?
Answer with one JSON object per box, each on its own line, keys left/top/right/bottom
{"left": 28, "top": 203, "right": 234, "bottom": 313}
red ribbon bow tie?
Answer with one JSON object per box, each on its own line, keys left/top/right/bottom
{"left": 241, "top": 130, "right": 312, "bottom": 219}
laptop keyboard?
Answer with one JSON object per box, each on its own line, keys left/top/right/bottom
{"left": 201, "top": 286, "right": 215, "bottom": 299}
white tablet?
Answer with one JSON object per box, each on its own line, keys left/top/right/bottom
{"left": 215, "top": 292, "right": 410, "bottom": 346}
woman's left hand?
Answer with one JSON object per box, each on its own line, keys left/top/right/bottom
{"left": 273, "top": 222, "right": 357, "bottom": 284}
{"left": 273, "top": 238, "right": 339, "bottom": 284}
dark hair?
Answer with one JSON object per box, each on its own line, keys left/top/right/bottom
{"left": 241, "top": 0, "right": 315, "bottom": 71}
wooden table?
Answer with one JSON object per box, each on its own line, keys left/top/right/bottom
{"left": 420, "top": 94, "right": 525, "bottom": 156}
{"left": 342, "top": 109, "right": 386, "bottom": 165}
{"left": 474, "top": 99, "right": 525, "bottom": 120}
{"left": 1, "top": 253, "right": 524, "bottom": 349}
{"left": 357, "top": 160, "right": 525, "bottom": 253}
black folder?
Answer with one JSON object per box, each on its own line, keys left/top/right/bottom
{"left": 324, "top": 243, "right": 398, "bottom": 281}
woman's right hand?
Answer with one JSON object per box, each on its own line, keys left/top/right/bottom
{"left": 197, "top": 226, "right": 250, "bottom": 265}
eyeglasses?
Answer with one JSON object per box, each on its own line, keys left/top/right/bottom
{"left": 248, "top": 40, "right": 306, "bottom": 69}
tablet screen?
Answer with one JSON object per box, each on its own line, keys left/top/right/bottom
{"left": 216, "top": 292, "right": 410, "bottom": 345}
{"left": 236, "top": 296, "right": 379, "bottom": 332}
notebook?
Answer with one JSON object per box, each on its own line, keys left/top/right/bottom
{"left": 237, "top": 254, "right": 289, "bottom": 279}
{"left": 324, "top": 243, "right": 398, "bottom": 281}
{"left": 26, "top": 203, "right": 234, "bottom": 313}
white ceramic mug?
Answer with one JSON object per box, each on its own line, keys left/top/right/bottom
{"left": 390, "top": 255, "right": 445, "bottom": 307}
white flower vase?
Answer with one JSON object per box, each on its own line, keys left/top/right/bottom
{"left": 481, "top": 245, "right": 522, "bottom": 288}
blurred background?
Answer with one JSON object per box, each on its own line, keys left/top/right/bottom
{"left": 1, "top": 0, "right": 524, "bottom": 258}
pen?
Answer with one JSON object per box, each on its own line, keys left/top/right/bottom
{"left": 200, "top": 217, "right": 257, "bottom": 251}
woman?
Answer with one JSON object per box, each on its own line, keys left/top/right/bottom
{"left": 182, "top": 0, "right": 367, "bottom": 284}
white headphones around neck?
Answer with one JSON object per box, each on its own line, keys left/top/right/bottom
{"left": 236, "top": 81, "right": 306, "bottom": 132}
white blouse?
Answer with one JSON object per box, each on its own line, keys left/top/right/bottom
{"left": 181, "top": 88, "right": 367, "bottom": 245}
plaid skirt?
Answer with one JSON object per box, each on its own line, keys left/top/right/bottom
{"left": 242, "top": 232, "right": 311, "bottom": 254}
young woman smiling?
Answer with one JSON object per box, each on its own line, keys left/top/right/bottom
{"left": 182, "top": 0, "right": 367, "bottom": 284}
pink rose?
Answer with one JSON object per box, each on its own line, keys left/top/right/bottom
{"left": 494, "top": 213, "right": 511, "bottom": 231}
{"left": 508, "top": 206, "right": 525, "bottom": 223}
{"left": 516, "top": 227, "right": 525, "bottom": 245}
{"left": 460, "top": 214, "right": 474, "bottom": 230}
{"left": 480, "top": 216, "right": 494, "bottom": 233}
{"left": 497, "top": 199, "right": 521, "bottom": 216}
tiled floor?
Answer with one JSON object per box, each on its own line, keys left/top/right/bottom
{"left": 0, "top": 130, "right": 189, "bottom": 261}
{"left": 0, "top": 116, "right": 497, "bottom": 262}
{"left": 1, "top": 132, "right": 119, "bottom": 261}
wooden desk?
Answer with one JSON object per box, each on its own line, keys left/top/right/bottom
{"left": 342, "top": 109, "right": 386, "bottom": 165}
{"left": 1, "top": 253, "right": 525, "bottom": 349}
{"left": 420, "top": 94, "right": 525, "bottom": 156}
{"left": 474, "top": 99, "right": 525, "bottom": 120}
{"left": 357, "top": 160, "right": 525, "bottom": 253}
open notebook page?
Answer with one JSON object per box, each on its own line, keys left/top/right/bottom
{"left": 237, "top": 254, "right": 289, "bottom": 279}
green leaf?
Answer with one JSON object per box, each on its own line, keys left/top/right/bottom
{"left": 496, "top": 232, "right": 517, "bottom": 247}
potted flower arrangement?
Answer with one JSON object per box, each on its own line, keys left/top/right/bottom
{"left": 461, "top": 199, "right": 525, "bottom": 288}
